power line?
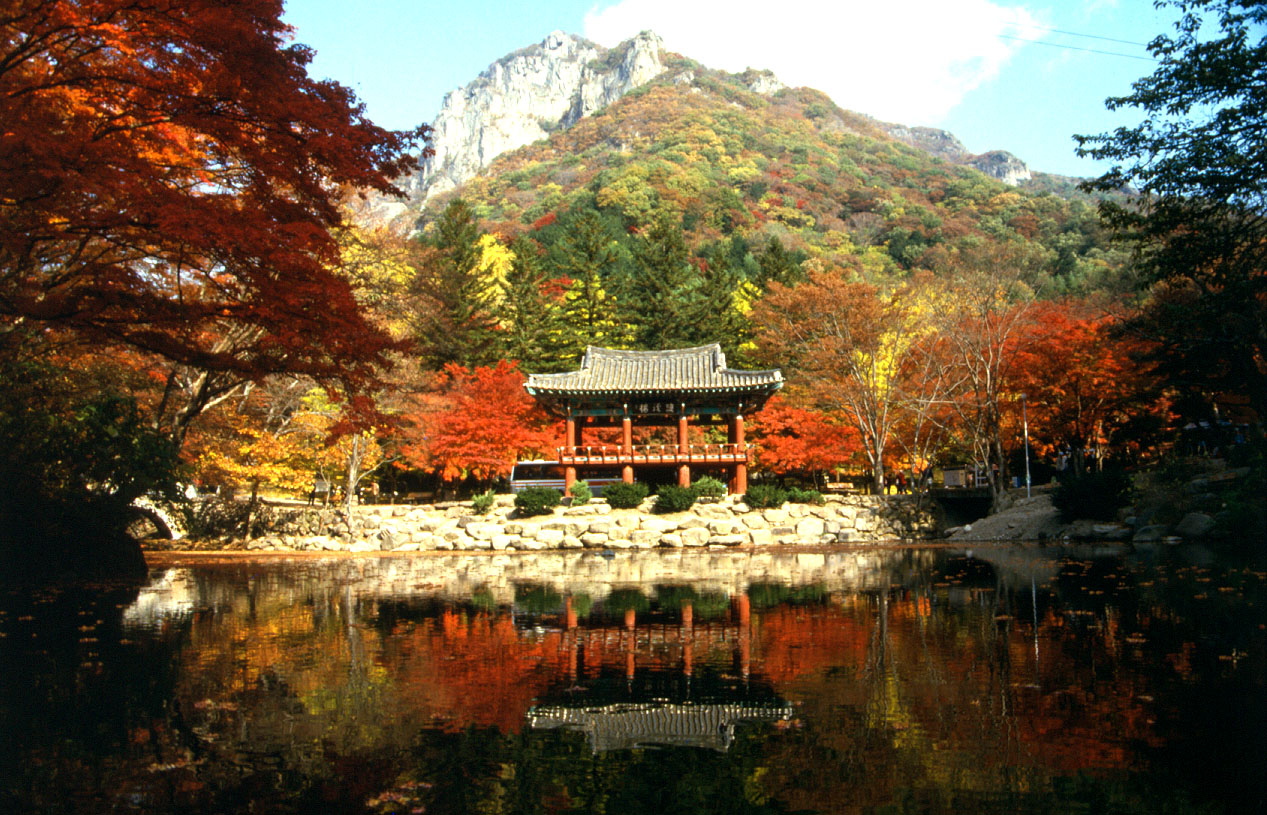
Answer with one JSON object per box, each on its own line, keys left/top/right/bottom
{"left": 1012, "top": 23, "right": 1151, "bottom": 48}
{"left": 1000, "top": 34, "right": 1159, "bottom": 62}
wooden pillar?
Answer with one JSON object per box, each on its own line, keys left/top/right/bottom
{"left": 677, "top": 409, "right": 690, "bottom": 487}
{"left": 564, "top": 595, "right": 579, "bottom": 679}
{"left": 734, "top": 413, "right": 747, "bottom": 494}
{"left": 682, "top": 600, "right": 694, "bottom": 677}
{"left": 564, "top": 414, "right": 577, "bottom": 496}
{"left": 622, "top": 414, "right": 634, "bottom": 483}
{"left": 624, "top": 607, "right": 636, "bottom": 680}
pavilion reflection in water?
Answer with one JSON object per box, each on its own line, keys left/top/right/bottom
{"left": 526, "top": 591, "right": 792, "bottom": 752}
{"left": 529, "top": 700, "right": 792, "bottom": 752}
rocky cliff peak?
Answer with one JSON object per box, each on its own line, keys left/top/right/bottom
{"left": 966, "top": 150, "right": 1033, "bottom": 186}
{"left": 882, "top": 125, "right": 970, "bottom": 163}
{"left": 407, "top": 30, "right": 667, "bottom": 204}
{"left": 878, "top": 123, "right": 1032, "bottom": 186}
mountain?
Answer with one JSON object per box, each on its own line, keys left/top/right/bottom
{"left": 371, "top": 32, "right": 1124, "bottom": 294}
{"left": 408, "top": 31, "right": 666, "bottom": 204}
{"left": 387, "top": 31, "right": 1042, "bottom": 219}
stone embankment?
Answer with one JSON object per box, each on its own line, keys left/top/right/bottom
{"left": 215, "top": 494, "right": 937, "bottom": 553}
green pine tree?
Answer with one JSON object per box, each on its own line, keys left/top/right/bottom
{"left": 616, "top": 213, "right": 704, "bottom": 350}
{"left": 754, "top": 236, "right": 806, "bottom": 289}
{"left": 410, "top": 199, "right": 499, "bottom": 370}
{"left": 496, "top": 236, "right": 565, "bottom": 373}
{"left": 551, "top": 210, "right": 627, "bottom": 362}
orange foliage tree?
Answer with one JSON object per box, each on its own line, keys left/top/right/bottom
{"left": 749, "top": 396, "right": 863, "bottom": 482}
{"left": 0, "top": 0, "right": 422, "bottom": 444}
{"left": 751, "top": 268, "right": 915, "bottom": 492}
{"left": 401, "top": 361, "right": 558, "bottom": 482}
{"left": 1010, "top": 300, "right": 1159, "bottom": 472}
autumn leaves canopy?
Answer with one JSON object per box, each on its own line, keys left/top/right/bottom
{"left": 0, "top": 0, "right": 420, "bottom": 386}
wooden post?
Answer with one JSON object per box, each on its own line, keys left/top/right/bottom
{"left": 734, "top": 413, "right": 747, "bottom": 494}
{"left": 564, "top": 414, "right": 577, "bottom": 496}
{"left": 677, "top": 408, "right": 690, "bottom": 487}
{"left": 622, "top": 413, "right": 634, "bottom": 483}
{"left": 566, "top": 595, "right": 579, "bottom": 679}
{"left": 625, "top": 607, "right": 636, "bottom": 680}
{"left": 682, "top": 600, "right": 693, "bottom": 677}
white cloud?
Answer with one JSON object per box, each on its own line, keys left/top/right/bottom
{"left": 583, "top": 0, "right": 1040, "bottom": 124}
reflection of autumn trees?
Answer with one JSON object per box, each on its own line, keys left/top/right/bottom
{"left": 168, "top": 579, "right": 1165, "bottom": 789}
{"left": 117, "top": 555, "right": 1266, "bottom": 813}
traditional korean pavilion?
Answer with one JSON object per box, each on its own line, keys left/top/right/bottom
{"left": 524, "top": 344, "right": 783, "bottom": 494}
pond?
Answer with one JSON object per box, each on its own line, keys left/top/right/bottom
{"left": 1, "top": 544, "right": 1264, "bottom": 814}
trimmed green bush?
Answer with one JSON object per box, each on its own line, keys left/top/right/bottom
{"left": 514, "top": 486, "right": 562, "bottom": 517}
{"left": 471, "top": 489, "right": 495, "bottom": 515}
{"left": 655, "top": 484, "right": 699, "bottom": 513}
{"left": 569, "top": 480, "right": 592, "bottom": 504}
{"left": 787, "top": 487, "right": 825, "bottom": 505}
{"left": 692, "top": 475, "right": 727, "bottom": 498}
{"left": 743, "top": 484, "right": 788, "bottom": 509}
{"left": 1052, "top": 468, "right": 1131, "bottom": 522}
{"left": 603, "top": 481, "right": 650, "bottom": 508}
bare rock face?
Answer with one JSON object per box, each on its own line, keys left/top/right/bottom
{"left": 739, "top": 69, "right": 785, "bottom": 96}
{"left": 883, "top": 125, "right": 970, "bottom": 163}
{"left": 967, "top": 150, "right": 1032, "bottom": 186}
{"left": 409, "top": 30, "right": 666, "bottom": 204}
{"left": 879, "top": 124, "right": 1032, "bottom": 186}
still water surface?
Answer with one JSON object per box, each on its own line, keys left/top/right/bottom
{"left": 2, "top": 545, "right": 1264, "bottom": 814}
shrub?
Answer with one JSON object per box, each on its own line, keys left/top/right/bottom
{"left": 471, "top": 490, "right": 495, "bottom": 515}
{"left": 514, "top": 486, "right": 562, "bottom": 517}
{"left": 743, "top": 484, "right": 788, "bottom": 509}
{"left": 1052, "top": 468, "right": 1131, "bottom": 522}
{"left": 655, "top": 484, "right": 699, "bottom": 513}
{"left": 603, "top": 481, "right": 650, "bottom": 509}
{"left": 692, "top": 475, "right": 727, "bottom": 498}
{"left": 569, "top": 480, "right": 592, "bottom": 504}
{"left": 787, "top": 487, "right": 824, "bottom": 505}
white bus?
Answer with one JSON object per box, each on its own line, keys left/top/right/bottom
{"left": 509, "top": 461, "right": 624, "bottom": 496}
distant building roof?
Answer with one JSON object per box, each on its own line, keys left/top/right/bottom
{"left": 525, "top": 344, "right": 782, "bottom": 399}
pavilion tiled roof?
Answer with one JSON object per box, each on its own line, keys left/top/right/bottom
{"left": 528, "top": 700, "right": 794, "bottom": 753}
{"left": 525, "top": 344, "right": 782, "bottom": 396}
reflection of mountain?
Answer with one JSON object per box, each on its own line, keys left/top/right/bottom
{"left": 530, "top": 700, "right": 792, "bottom": 752}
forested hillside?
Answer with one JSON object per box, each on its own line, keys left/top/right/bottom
{"left": 422, "top": 62, "right": 1131, "bottom": 298}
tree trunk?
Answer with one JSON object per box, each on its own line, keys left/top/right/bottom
{"left": 243, "top": 478, "right": 261, "bottom": 539}
{"left": 343, "top": 434, "right": 362, "bottom": 531}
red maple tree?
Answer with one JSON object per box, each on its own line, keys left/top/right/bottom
{"left": 401, "top": 361, "right": 559, "bottom": 482}
{"left": 749, "top": 396, "right": 863, "bottom": 480}
{"left": 1010, "top": 300, "right": 1159, "bottom": 471}
{"left": 1, "top": 0, "right": 424, "bottom": 441}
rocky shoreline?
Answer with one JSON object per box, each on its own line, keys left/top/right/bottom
{"left": 947, "top": 477, "right": 1248, "bottom": 544}
{"left": 150, "top": 493, "right": 939, "bottom": 553}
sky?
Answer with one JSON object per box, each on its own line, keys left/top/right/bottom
{"left": 282, "top": 0, "right": 1183, "bottom": 179}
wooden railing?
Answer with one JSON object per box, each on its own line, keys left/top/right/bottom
{"left": 557, "top": 443, "right": 749, "bottom": 465}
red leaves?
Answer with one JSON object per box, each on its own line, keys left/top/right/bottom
{"left": 1010, "top": 300, "right": 1158, "bottom": 459}
{"left": 400, "top": 361, "right": 558, "bottom": 482}
{"left": 750, "top": 396, "right": 862, "bottom": 475}
{"left": 1, "top": 0, "right": 424, "bottom": 399}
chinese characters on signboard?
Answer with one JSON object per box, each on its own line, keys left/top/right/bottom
{"left": 633, "top": 402, "right": 676, "bottom": 415}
